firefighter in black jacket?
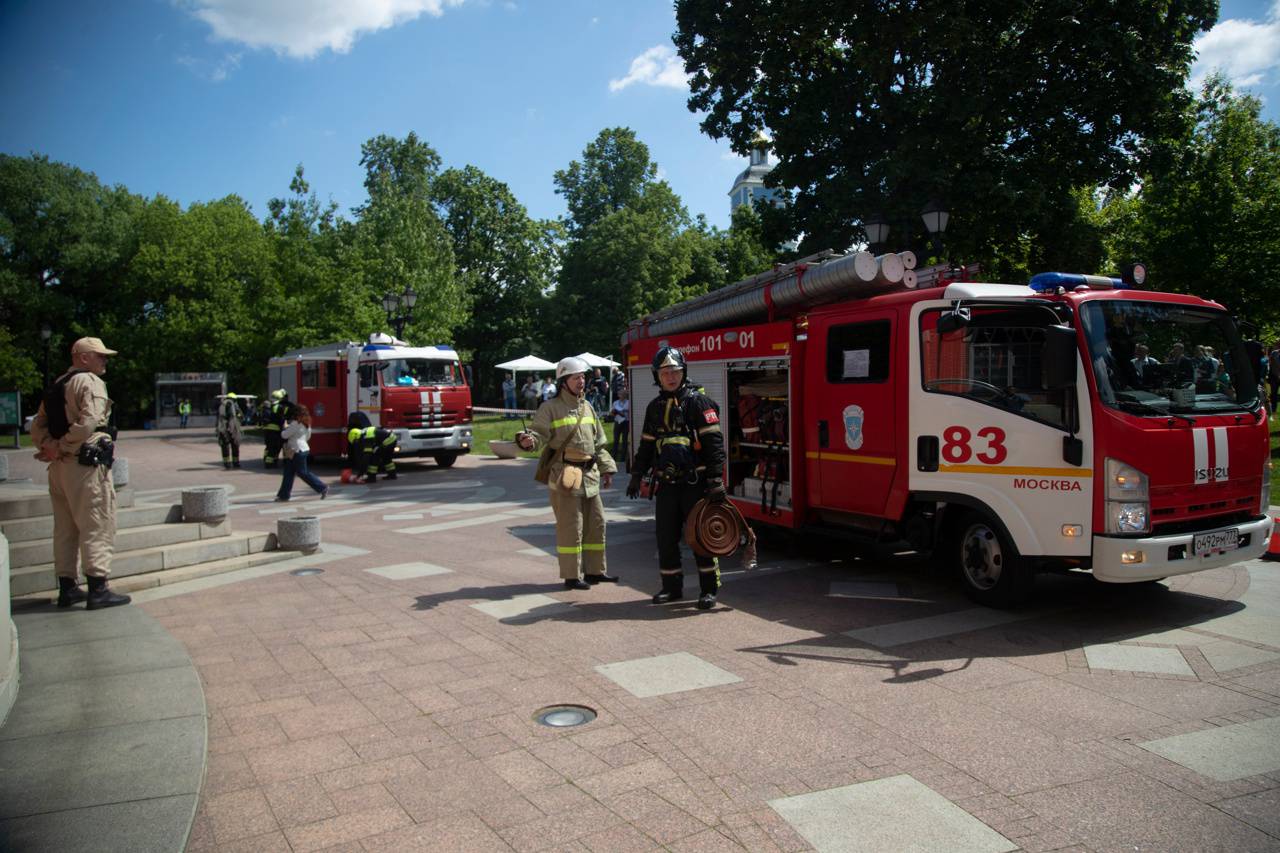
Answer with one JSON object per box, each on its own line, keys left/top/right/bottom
{"left": 626, "top": 346, "right": 727, "bottom": 609}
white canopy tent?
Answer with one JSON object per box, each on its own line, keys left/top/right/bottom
{"left": 495, "top": 355, "right": 557, "bottom": 372}
{"left": 575, "top": 352, "right": 623, "bottom": 409}
{"left": 573, "top": 352, "right": 620, "bottom": 368}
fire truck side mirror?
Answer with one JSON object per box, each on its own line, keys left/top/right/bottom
{"left": 936, "top": 306, "right": 970, "bottom": 335}
{"left": 1042, "top": 325, "right": 1078, "bottom": 390}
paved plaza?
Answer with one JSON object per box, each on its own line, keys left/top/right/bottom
{"left": 3, "top": 428, "right": 1280, "bottom": 851}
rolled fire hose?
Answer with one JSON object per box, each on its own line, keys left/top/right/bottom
{"left": 683, "top": 497, "right": 758, "bottom": 569}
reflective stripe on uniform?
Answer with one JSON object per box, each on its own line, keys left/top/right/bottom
{"left": 550, "top": 414, "right": 585, "bottom": 429}
{"left": 557, "top": 544, "right": 582, "bottom": 555}
{"left": 582, "top": 542, "right": 604, "bottom": 551}
{"left": 697, "top": 425, "right": 720, "bottom": 435}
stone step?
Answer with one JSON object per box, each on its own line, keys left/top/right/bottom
{"left": 8, "top": 520, "right": 231, "bottom": 570}
{"left": 9, "top": 531, "right": 275, "bottom": 597}
{"left": 0, "top": 502, "right": 181, "bottom": 544}
{"left": 109, "top": 548, "right": 296, "bottom": 595}
{"left": 0, "top": 486, "right": 135, "bottom": 521}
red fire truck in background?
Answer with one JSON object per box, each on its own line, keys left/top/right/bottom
{"left": 622, "top": 251, "right": 1273, "bottom": 606}
{"left": 267, "top": 333, "right": 473, "bottom": 466}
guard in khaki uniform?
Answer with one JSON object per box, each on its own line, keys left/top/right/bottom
{"left": 31, "top": 336, "right": 130, "bottom": 609}
{"left": 517, "top": 357, "right": 619, "bottom": 589}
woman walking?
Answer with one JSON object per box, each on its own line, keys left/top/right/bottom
{"left": 276, "top": 405, "right": 328, "bottom": 501}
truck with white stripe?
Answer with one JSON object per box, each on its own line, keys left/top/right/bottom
{"left": 267, "top": 333, "right": 473, "bottom": 466}
{"left": 622, "top": 252, "right": 1273, "bottom": 606}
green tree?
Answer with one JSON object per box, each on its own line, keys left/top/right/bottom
{"left": 553, "top": 128, "right": 658, "bottom": 235}
{"left": 674, "top": 0, "right": 1216, "bottom": 264}
{"left": 0, "top": 154, "right": 141, "bottom": 396}
{"left": 354, "top": 133, "right": 462, "bottom": 344}
{"left": 1125, "top": 76, "right": 1280, "bottom": 331}
{"left": 264, "top": 164, "right": 379, "bottom": 352}
{"left": 550, "top": 130, "right": 714, "bottom": 356}
{"left": 432, "top": 165, "right": 557, "bottom": 400}
{"left": 717, "top": 203, "right": 779, "bottom": 285}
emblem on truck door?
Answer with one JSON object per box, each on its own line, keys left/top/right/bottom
{"left": 843, "top": 404, "right": 865, "bottom": 450}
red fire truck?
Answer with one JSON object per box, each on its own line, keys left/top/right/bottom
{"left": 622, "top": 251, "right": 1273, "bottom": 605}
{"left": 266, "top": 333, "right": 473, "bottom": 466}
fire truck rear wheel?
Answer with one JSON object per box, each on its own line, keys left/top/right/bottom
{"left": 950, "top": 511, "right": 1033, "bottom": 608}
{"left": 433, "top": 451, "right": 459, "bottom": 468}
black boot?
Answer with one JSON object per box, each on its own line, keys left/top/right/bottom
{"left": 651, "top": 573, "right": 683, "bottom": 604}
{"left": 232, "top": 459, "right": 240, "bottom": 468}
{"left": 223, "top": 461, "right": 232, "bottom": 470}
{"left": 364, "top": 473, "right": 377, "bottom": 483}
{"left": 564, "top": 578, "right": 590, "bottom": 590}
{"left": 56, "top": 576, "right": 87, "bottom": 608}
{"left": 697, "top": 567, "right": 719, "bottom": 610}
{"left": 384, "top": 471, "right": 397, "bottom": 480}
{"left": 86, "top": 576, "right": 131, "bottom": 610}
{"left": 585, "top": 573, "right": 618, "bottom": 584}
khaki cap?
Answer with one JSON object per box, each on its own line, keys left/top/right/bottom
{"left": 71, "top": 337, "right": 118, "bottom": 356}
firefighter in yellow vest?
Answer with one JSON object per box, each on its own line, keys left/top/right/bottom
{"left": 627, "top": 346, "right": 727, "bottom": 610}
{"left": 516, "top": 356, "right": 619, "bottom": 589}
{"left": 263, "top": 388, "right": 287, "bottom": 468}
{"left": 345, "top": 414, "right": 398, "bottom": 482}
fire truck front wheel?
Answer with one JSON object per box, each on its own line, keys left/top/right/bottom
{"left": 433, "top": 451, "right": 459, "bottom": 468}
{"left": 948, "top": 511, "right": 1034, "bottom": 608}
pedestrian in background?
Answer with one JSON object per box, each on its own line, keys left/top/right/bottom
{"left": 521, "top": 376, "right": 540, "bottom": 411}
{"left": 31, "top": 336, "right": 130, "bottom": 609}
{"left": 216, "top": 393, "right": 243, "bottom": 469}
{"left": 276, "top": 405, "right": 328, "bottom": 501}
{"left": 517, "top": 357, "right": 618, "bottom": 589}
{"left": 502, "top": 372, "right": 517, "bottom": 418}
{"left": 540, "top": 375, "right": 556, "bottom": 403}
{"left": 611, "top": 387, "right": 630, "bottom": 470}
{"left": 1269, "top": 340, "right": 1280, "bottom": 414}
{"left": 178, "top": 398, "right": 191, "bottom": 428}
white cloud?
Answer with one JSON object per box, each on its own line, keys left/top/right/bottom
{"left": 1190, "top": 3, "right": 1280, "bottom": 92}
{"left": 175, "top": 50, "right": 242, "bottom": 81}
{"left": 181, "top": 0, "right": 466, "bottom": 60}
{"left": 608, "top": 45, "right": 690, "bottom": 93}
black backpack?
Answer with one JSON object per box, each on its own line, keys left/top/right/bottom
{"left": 41, "top": 370, "right": 87, "bottom": 440}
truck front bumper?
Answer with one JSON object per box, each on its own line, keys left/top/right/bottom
{"left": 1092, "top": 515, "right": 1274, "bottom": 582}
{"left": 393, "top": 426, "right": 473, "bottom": 454}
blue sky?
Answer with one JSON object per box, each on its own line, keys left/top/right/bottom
{"left": 2, "top": 0, "right": 1278, "bottom": 232}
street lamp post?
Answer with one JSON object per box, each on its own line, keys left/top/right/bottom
{"left": 920, "top": 198, "right": 950, "bottom": 261}
{"left": 862, "top": 213, "right": 890, "bottom": 254}
{"left": 40, "top": 324, "right": 52, "bottom": 390}
{"left": 381, "top": 286, "right": 418, "bottom": 339}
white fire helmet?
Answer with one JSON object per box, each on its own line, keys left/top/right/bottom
{"left": 555, "top": 356, "right": 590, "bottom": 381}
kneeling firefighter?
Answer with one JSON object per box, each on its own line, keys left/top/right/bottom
{"left": 345, "top": 412, "right": 397, "bottom": 482}
{"left": 627, "top": 346, "right": 727, "bottom": 609}
{"left": 516, "top": 356, "right": 618, "bottom": 589}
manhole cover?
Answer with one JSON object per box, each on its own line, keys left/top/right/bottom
{"left": 290, "top": 568, "right": 324, "bottom": 577}
{"left": 533, "top": 705, "right": 596, "bottom": 728}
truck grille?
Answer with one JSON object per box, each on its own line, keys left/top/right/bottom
{"left": 399, "top": 409, "right": 463, "bottom": 428}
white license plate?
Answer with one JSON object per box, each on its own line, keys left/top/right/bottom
{"left": 1194, "top": 528, "right": 1239, "bottom": 558}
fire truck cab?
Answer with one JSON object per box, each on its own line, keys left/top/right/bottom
{"left": 267, "top": 333, "right": 473, "bottom": 466}
{"left": 623, "top": 254, "right": 1273, "bottom": 606}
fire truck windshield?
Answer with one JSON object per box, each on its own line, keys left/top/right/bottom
{"left": 1080, "top": 301, "right": 1259, "bottom": 415}
{"left": 379, "top": 358, "right": 463, "bottom": 387}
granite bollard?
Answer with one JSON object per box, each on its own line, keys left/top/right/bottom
{"left": 277, "top": 516, "right": 321, "bottom": 552}
{"left": 181, "top": 486, "right": 228, "bottom": 522}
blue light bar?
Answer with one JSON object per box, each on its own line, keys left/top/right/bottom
{"left": 1028, "top": 272, "right": 1128, "bottom": 293}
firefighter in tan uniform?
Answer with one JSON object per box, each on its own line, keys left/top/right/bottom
{"left": 31, "top": 337, "right": 130, "bottom": 609}
{"left": 516, "top": 357, "right": 619, "bottom": 589}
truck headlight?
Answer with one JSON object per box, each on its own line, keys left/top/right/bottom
{"left": 1106, "top": 458, "right": 1150, "bottom": 534}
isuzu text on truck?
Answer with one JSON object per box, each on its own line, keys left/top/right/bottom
{"left": 267, "top": 333, "right": 473, "bottom": 466}
{"left": 622, "top": 251, "right": 1273, "bottom": 606}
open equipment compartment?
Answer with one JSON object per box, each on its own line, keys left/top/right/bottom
{"left": 726, "top": 357, "right": 793, "bottom": 519}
